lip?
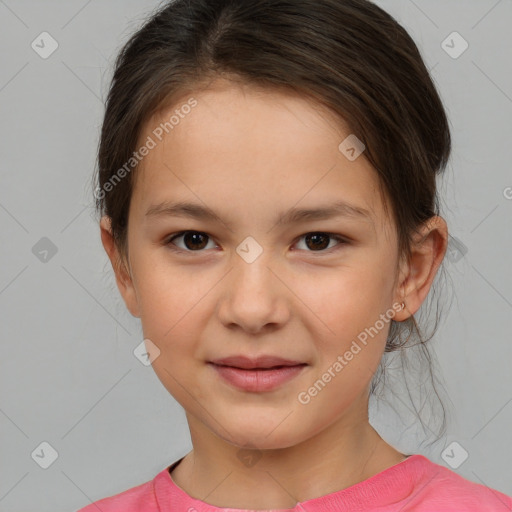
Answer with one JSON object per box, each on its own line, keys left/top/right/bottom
{"left": 207, "top": 355, "right": 308, "bottom": 392}
{"left": 209, "top": 355, "right": 305, "bottom": 370}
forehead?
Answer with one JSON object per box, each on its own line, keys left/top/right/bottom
{"left": 131, "top": 79, "right": 391, "bottom": 233}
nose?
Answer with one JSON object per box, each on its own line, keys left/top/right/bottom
{"left": 216, "top": 253, "right": 291, "bottom": 334}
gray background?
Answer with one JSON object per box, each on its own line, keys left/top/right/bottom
{"left": 0, "top": 0, "right": 511, "bottom": 510}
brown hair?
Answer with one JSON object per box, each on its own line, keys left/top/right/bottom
{"left": 93, "top": 0, "right": 451, "bottom": 439}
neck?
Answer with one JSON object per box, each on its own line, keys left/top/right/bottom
{"left": 171, "top": 415, "right": 405, "bottom": 509}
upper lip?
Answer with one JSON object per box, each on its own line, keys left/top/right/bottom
{"left": 209, "top": 355, "right": 306, "bottom": 370}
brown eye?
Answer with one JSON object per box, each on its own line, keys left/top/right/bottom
{"left": 305, "top": 233, "right": 330, "bottom": 250}
{"left": 167, "top": 231, "right": 215, "bottom": 251}
{"left": 295, "top": 232, "right": 347, "bottom": 252}
{"left": 165, "top": 231, "right": 347, "bottom": 254}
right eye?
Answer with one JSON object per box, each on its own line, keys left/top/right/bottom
{"left": 165, "top": 231, "right": 218, "bottom": 252}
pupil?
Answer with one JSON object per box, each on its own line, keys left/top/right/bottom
{"left": 306, "top": 233, "right": 329, "bottom": 250}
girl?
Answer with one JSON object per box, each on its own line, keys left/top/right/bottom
{"left": 80, "top": 0, "right": 512, "bottom": 510}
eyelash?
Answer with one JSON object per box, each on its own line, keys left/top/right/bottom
{"left": 164, "top": 231, "right": 349, "bottom": 255}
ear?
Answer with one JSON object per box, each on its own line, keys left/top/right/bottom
{"left": 100, "top": 215, "right": 141, "bottom": 318}
{"left": 393, "top": 216, "right": 448, "bottom": 321}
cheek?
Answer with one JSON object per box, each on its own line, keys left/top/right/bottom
{"left": 131, "top": 260, "right": 207, "bottom": 387}
{"left": 133, "top": 250, "right": 207, "bottom": 327}
{"left": 296, "top": 263, "right": 391, "bottom": 332}
{"left": 135, "top": 264, "right": 208, "bottom": 407}
{"left": 291, "top": 263, "right": 392, "bottom": 383}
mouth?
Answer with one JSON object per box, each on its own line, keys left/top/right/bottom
{"left": 212, "top": 363, "right": 306, "bottom": 370}
{"left": 208, "top": 354, "right": 307, "bottom": 370}
{"left": 207, "top": 359, "right": 308, "bottom": 392}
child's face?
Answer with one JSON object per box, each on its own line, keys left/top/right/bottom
{"left": 112, "top": 79, "right": 408, "bottom": 449}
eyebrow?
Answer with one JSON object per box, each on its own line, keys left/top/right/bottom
{"left": 145, "top": 199, "right": 374, "bottom": 229}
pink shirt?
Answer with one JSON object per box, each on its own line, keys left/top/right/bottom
{"left": 76, "top": 454, "right": 512, "bottom": 511}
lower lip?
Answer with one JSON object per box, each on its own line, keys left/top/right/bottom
{"left": 209, "top": 363, "right": 307, "bottom": 392}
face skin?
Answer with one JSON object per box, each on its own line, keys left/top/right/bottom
{"left": 100, "top": 78, "right": 448, "bottom": 509}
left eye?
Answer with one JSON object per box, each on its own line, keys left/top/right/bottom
{"left": 165, "top": 231, "right": 347, "bottom": 253}
{"left": 294, "top": 232, "right": 347, "bottom": 252}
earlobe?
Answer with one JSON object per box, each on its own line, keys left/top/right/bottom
{"left": 394, "top": 216, "right": 448, "bottom": 320}
{"left": 99, "top": 216, "right": 141, "bottom": 318}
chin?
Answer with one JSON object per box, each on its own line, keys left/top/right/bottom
{"left": 216, "top": 420, "right": 306, "bottom": 452}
